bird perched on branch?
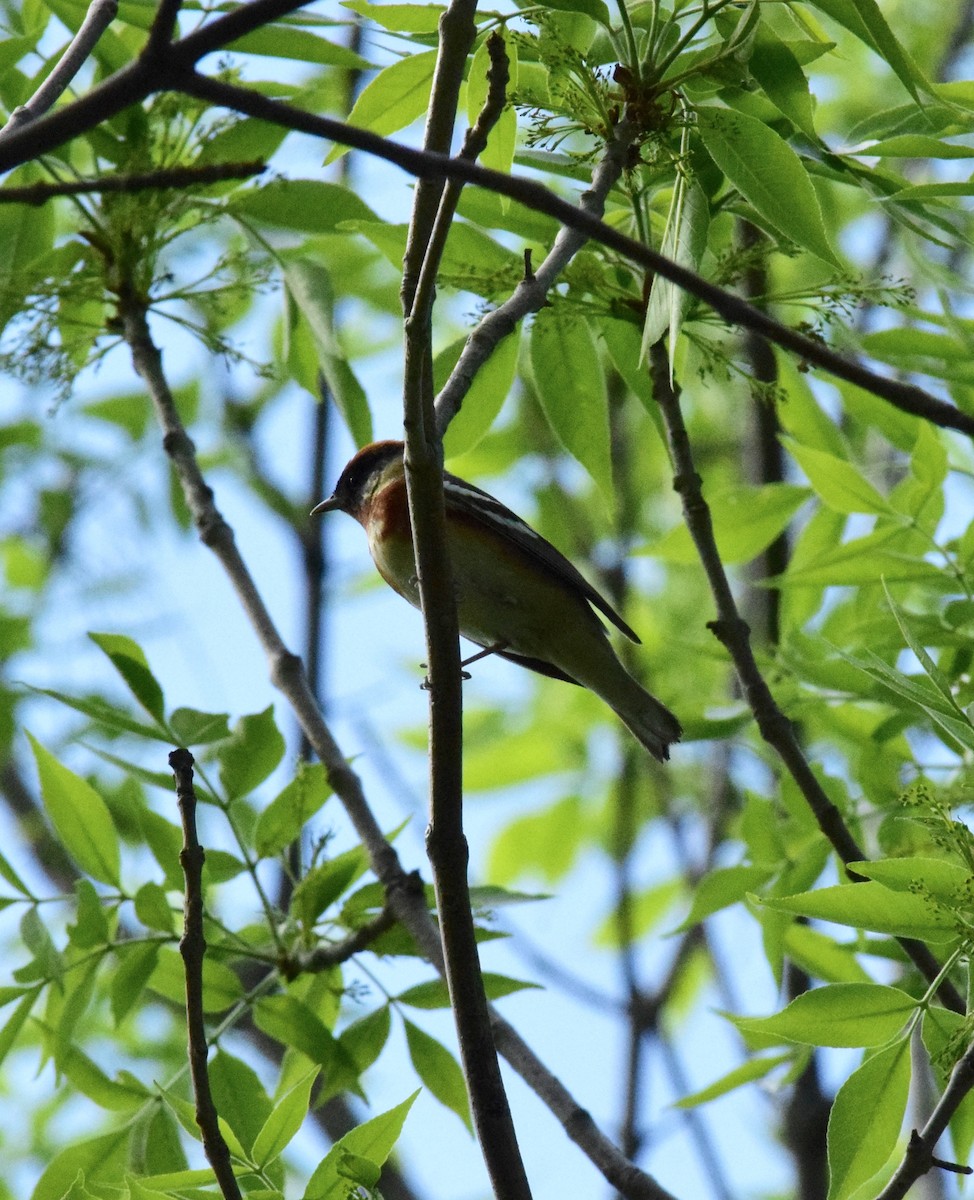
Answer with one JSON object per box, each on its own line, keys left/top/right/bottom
{"left": 312, "top": 440, "right": 681, "bottom": 761}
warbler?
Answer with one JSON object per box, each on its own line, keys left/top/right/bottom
{"left": 313, "top": 440, "right": 681, "bottom": 761}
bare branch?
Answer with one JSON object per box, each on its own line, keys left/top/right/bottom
{"left": 0, "top": 160, "right": 265, "bottom": 204}
{"left": 0, "top": 0, "right": 118, "bottom": 145}
{"left": 648, "top": 342, "right": 965, "bottom": 1016}
{"left": 170, "top": 748, "right": 243, "bottom": 1200}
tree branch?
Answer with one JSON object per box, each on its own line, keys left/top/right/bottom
{"left": 0, "top": 161, "right": 264, "bottom": 204}
{"left": 170, "top": 747, "right": 243, "bottom": 1200}
{"left": 400, "top": 12, "right": 533, "bottom": 1199}
{"left": 648, "top": 343, "right": 965, "bottom": 1016}
{"left": 0, "top": 0, "right": 118, "bottom": 145}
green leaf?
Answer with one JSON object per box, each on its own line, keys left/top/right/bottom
{"left": 228, "top": 26, "right": 371, "bottom": 69}
{"left": 0, "top": 990, "right": 38, "bottom": 1070}
{"left": 849, "top": 857, "right": 971, "bottom": 905}
{"left": 340, "top": 1, "right": 444, "bottom": 33}
{"left": 651, "top": 483, "right": 810, "bottom": 565}
{"left": 58, "top": 1041, "right": 151, "bottom": 1110}
{"left": 783, "top": 438, "right": 893, "bottom": 515}
{"left": 282, "top": 257, "right": 373, "bottom": 447}
{"left": 29, "top": 686, "right": 168, "bottom": 741}
{"left": 670, "top": 864, "right": 774, "bottom": 932}
{"left": 88, "top": 632, "right": 166, "bottom": 725}
{"left": 254, "top": 993, "right": 339, "bottom": 1065}
{"left": 305, "top": 1091, "right": 419, "bottom": 1199}
{"left": 643, "top": 177, "right": 710, "bottom": 363}
{"left": 339, "top": 1005, "right": 392, "bottom": 1075}
{"left": 848, "top": 134, "right": 974, "bottom": 158}
{"left": 441, "top": 327, "right": 521, "bottom": 458}
{"left": 748, "top": 25, "right": 818, "bottom": 139}
{"left": 30, "top": 1128, "right": 131, "bottom": 1200}
{"left": 231, "top": 180, "right": 379, "bottom": 233}
{"left": 403, "top": 1019, "right": 472, "bottom": 1130}
{"left": 168, "top": 707, "right": 231, "bottom": 746}
{"left": 695, "top": 106, "right": 840, "bottom": 266}
{"left": 252, "top": 1067, "right": 319, "bottom": 1167}
{"left": 27, "top": 734, "right": 120, "bottom": 886}
{"left": 209, "top": 1050, "right": 273, "bottom": 1155}
{"left": 530, "top": 306, "right": 612, "bottom": 502}
{"left": 396, "top": 973, "right": 540, "bottom": 1009}
{"left": 760, "top": 882, "right": 957, "bottom": 942}
{"left": 807, "top": 0, "right": 928, "bottom": 103}
{"left": 0, "top": 192, "right": 55, "bottom": 337}
{"left": 148, "top": 947, "right": 244, "bottom": 1014}
{"left": 826, "top": 1038, "right": 911, "bottom": 1200}
{"left": 68, "top": 879, "right": 109, "bottom": 948}
{"left": 110, "top": 942, "right": 160, "bottom": 1026}
{"left": 292, "top": 853, "right": 362, "bottom": 926}
{"left": 134, "top": 881, "right": 175, "bottom": 934}
{"left": 488, "top": 795, "right": 584, "bottom": 886}
{"left": 732, "top": 984, "right": 917, "bottom": 1048}
{"left": 325, "top": 50, "right": 437, "bottom": 164}
{"left": 256, "top": 763, "right": 332, "bottom": 859}
{"left": 218, "top": 706, "right": 286, "bottom": 800}
{"left": 675, "top": 1053, "right": 792, "bottom": 1108}
{"left": 537, "top": 0, "right": 610, "bottom": 26}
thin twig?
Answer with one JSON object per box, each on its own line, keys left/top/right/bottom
{"left": 0, "top": 0, "right": 118, "bottom": 145}
{"left": 434, "top": 110, "right": 637, "bottom": 436}
{"left": 170, "top": 748, "right": 243, "bottom": 1200}
{"left": 281, "top": 903, "right": 399, "bottom": 977}
{"left": 0, "top": 161, "right": 265, "bottom": 204}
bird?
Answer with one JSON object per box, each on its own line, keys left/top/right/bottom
{"left": 312, "top": 440, "right": 681, "bottom": 761}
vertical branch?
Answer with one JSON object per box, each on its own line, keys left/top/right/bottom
{"left": 170, "top": 748, "right": 243, "bottom": 1200}
{"left": 399, "top": 13, "right": 533, "bottom": 1198}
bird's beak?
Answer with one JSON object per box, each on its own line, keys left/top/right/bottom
{"left": 310, "top": 495, "right": 340, "bottom": 516}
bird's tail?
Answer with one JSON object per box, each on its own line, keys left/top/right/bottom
{"left": 612, "top": 681, "right": 682, "bottom": 762}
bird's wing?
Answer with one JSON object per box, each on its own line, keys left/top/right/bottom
{"left": 443, "top": 472, "right": 640, "bottom": 643}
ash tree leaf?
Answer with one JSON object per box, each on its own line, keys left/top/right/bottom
{"left": 670, "top": 864, "right": 774, "bottom": 932}
{"left": 675, "top": 1053, "right": 792, "bottom": 1108}
{"left": 731, "top": 984, "right": 917, "bottom": 1048}
{"left": 305, "top": 1091, "right": 419, "bottom": 1199}
{"left": 325, "top": 50, "right": 438, "bottom": 164}
{"left": 230, "top": 180, "right": 379, "bottom": 233}
{"left": 282, "top": 257, "right": 372, "bottom": 447}
{"left": 643, "top": 177, "right": 710, "bottom": 365}
{"left": 441, "top": 326, "right": 520, "bottom": 459}
{"left": 807, "top": 0, "right": 928, "bottom": 103}
{"left": 783, "top": 437, "right": 893, "bottom": 515}
{"left": 760, "top": 882, "right": 957, "bottom": 942}
{"left": 255, "top": 763, "right": 332, "bottom": 859}
{"left": 403, "top": 1019, "right": 472, "bottom": 1130}
{"left": 252, "top": 1067, "right": 319, "bottom": 1167}
{"left": 696, "top": 106, "right": 841, "bottom": 267}
{"left": 530, "top": 305, "right": 613, "bottom": 503}
{"left": 88, "top": 632, "right": 166, "bottom": 725}
{"left": 748, "top": 24, "right": 819, "bottom": 139}
{"left": 826, "top": 1037, "right": 911, "bottom": 1200}
{"left": 218, "top": 705, "right": 286, "bottom": 800}
{"left": 27, "top": 734, "right": 120, "bottom": 887}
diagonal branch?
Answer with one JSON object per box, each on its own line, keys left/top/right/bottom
{"left": 0, "top": 0, "right": 119, "bottom": 145}
{"left": 647, "top": 343, "right": 964, "bottom": 1016}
